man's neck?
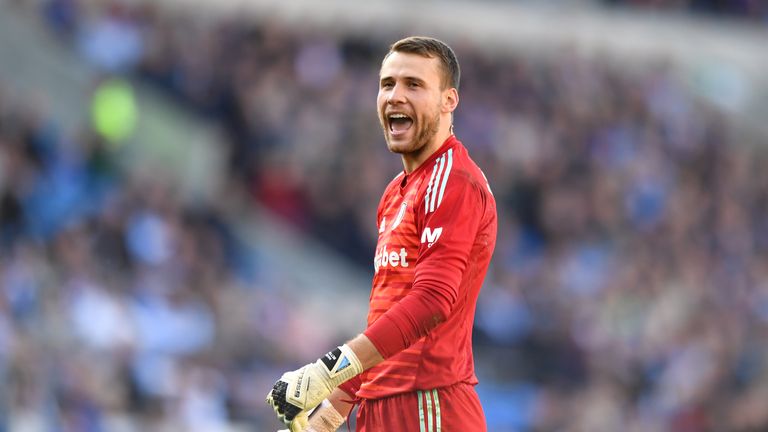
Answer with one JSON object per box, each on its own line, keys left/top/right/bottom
{"left": 402, "top": 130, "right": 452, "bottom": 174}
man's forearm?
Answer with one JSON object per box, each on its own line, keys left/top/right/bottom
{"left": 307, "top": 395, "right": 350, "bottom": 432}
{"left": 319, "top": 341, "right": 378, "bottom": 432}
{"left": 325, "top": 388, "right": 355, "bottom": 420}
{"left": 347, "top": 333, "right": 385, "bottom": 371}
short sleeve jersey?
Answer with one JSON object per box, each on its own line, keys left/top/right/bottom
{"left": 359, "top": 135, "right": 497, "bottom": 399}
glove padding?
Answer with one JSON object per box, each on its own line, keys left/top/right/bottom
{"left": 276, "top": 399, "right": 346, "bottom": 432}
{"left": 267, "top": 345, "right": 361, "bottom": 429}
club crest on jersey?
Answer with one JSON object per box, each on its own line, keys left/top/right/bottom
{"left": 421, "top": 227, "right": 443, "bottom": 248}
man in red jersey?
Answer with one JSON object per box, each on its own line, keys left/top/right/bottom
{"left": 267, "top": 36, "right": 497, "bottom": 432}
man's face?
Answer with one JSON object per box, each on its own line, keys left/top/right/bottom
{"left": 377, "top": 52, "right": 445, "bottom": 156}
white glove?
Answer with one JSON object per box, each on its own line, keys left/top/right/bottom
{"left": 276, "top": 399, "right": 346, "bottom": 432}
{"left": 267, "top": 345, "right": 361, "bottom": 430}
{"left": 276, "top": 410, "right": 309, "bottom": 432}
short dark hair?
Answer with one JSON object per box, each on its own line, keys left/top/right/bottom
{"left": 385, "top": 36, "right": 460, "bottom": 90}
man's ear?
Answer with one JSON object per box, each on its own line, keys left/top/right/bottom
{"left": 442, "top": 88, "right": 459, "bottom": 114}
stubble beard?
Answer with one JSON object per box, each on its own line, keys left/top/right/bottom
{"left": 384, "top": 110, "right": 441, "bottom": 159}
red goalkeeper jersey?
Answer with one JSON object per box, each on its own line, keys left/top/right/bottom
{"left": 358, "top": 135, "right": 497, "bottom": 399}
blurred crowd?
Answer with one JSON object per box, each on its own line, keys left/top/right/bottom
{"left": 0, "top": 80, "right": 306, "bottom": 431}
{"left": 0, "top": 0, "right": 767, "bottom": 430}
{"left": 603, "top": 0, "right": 768, "bottom": 23}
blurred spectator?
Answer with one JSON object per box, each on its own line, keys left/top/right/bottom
{"left": 76, "top": 1, "right": 146, "bottom": 73}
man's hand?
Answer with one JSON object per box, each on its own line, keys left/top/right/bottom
{"left": 276, "top": 410, "right": 309, "bottom": 432}
{"left": 275, "top": 399, "right": 347, "bottom": 432}
{"left": 267, "top": 345, "right": 362, "bottom": 429}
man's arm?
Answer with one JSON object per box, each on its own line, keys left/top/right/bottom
{"left": 325, "top": 388, "right": 355, "bottom": 420}
{"left": 309, "top": 335, "right": 382, "bottom": 420}
{"left": 347, "top": 333, "right": 385, "bottom": 370}
{"left": 363, "top": 174, "right": 487, "bottom": 359}
{"left": 304, "top": 393, "right": 352, "bottom": 432}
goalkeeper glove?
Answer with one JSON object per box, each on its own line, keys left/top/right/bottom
{"left": 267, "top": 344, "right": 362, "bottom": 428}
{"left": 276, "top": 399, "right": 347, "bottom": 432}
{"left": 278, "top": 410, "right": 309, "bottom": 432}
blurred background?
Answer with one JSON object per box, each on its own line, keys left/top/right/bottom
{"left": 1, "top": 0, "right": 768, "bottom": 431}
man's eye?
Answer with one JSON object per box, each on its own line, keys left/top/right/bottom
{"left": 381, "top": 82, "right": 394, "bottom": 89}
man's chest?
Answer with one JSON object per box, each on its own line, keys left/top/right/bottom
{"left": 373, "top": 183, "right": 423, "bottom": 275}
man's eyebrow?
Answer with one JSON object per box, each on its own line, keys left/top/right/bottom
{"left": 379, "top": 75, "right": 426, "bottom": 84}
{"left": 405, "top": 76, "right": 426, "bottom": 85}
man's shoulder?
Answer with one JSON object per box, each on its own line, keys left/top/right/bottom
{"left": 452, "top": 141, "right": 495, "bottom": 197}
{"left": 438, "top": 143, "right": 492, "bottom": 196}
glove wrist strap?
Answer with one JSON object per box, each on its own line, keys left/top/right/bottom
{"left": 318, "top": 344, "right": 363, "bottom": 388}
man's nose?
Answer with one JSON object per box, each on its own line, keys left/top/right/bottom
{"left": 387, "top": 84, "right": 406, "bottom": 104}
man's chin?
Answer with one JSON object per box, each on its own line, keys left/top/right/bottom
{"left": 386, "top": 139, "right": 412, "bottom": 154}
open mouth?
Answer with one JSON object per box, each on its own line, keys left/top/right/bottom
{"left": 388, "top": 113, "right": 413, "bottom": 135}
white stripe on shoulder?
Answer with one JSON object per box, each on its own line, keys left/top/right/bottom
{"left": 435, "top": 148, "right": 453, "bottom": 209}
{"left": 424, "top": 160, "right": 439, "bottom": 213}
{"left": 429, "top": 154, "right": 446, "bottom": 213}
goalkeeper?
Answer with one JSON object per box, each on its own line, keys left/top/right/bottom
{"left": 267, "top": 36, "right": 497, "bottom": 432}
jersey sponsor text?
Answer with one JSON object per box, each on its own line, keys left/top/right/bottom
{"left": 374, "top": 244, "right": 410, "bottom": 273}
